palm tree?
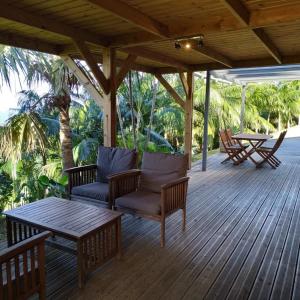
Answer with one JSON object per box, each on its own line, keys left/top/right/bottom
{"left": 26, "top": 53, "right": 80, "bottom": 170}
{"left": 0, "top": 45, "right": 29, "bottom": 89}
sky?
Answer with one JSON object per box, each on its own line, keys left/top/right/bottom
{"left": 0, "top": 74, "right": 48, "bottom": 124}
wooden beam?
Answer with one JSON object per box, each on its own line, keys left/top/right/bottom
{"left": 0, "top": 2, "right": 108, "bottom": 47}
{"left": 252, "top": 28, "right": 282, "bottom": 64}
{"left": 73, "top": 40, "right": 109, "bottom": 94}
{"left": 0, "top": 31, "right": 61, "bottom": 55}
{"left": 124, "top": 47, "right": 190, "bottom": 71}
{"left": 116, "top": 54, "right": 137, "bottom": 88}
{"left": 102, "top": 48, "right": 117, "bottom": 147}
{"left": 61, "top": 56, "right": 104, "bottom": 107}
{"left": 179, "top": 73, "right": 188, "bottom": 98}
{"left": 220, "top": 0, "right": 282, "bottom": 64}
{"left": 154, "top": 74, "right": 185, "bottom": 110}
{"left": 88, "top": 0, "right": 169, "bottom": 38}
{"left": 184, "top": 71, "right": 194, "bottom": 169}
{"left": 220, "top": 0, "right": 249, "bottom": 26}
{"left": 189, "top": 41, "right": 233, "bottom": 68}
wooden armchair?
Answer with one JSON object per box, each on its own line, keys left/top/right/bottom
{"left": 0, "top": 231, "right": 51, "bottom": 300}
{"left": 66, "top": 146, "right": 137, "bottom": 208}
{"left": 109, "top": 152, "right": 189, "bottom": 247}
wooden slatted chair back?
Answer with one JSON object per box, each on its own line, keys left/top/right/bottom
{"left": 272, "top": 130, "right": 287, "bottom": 153}
{"left": 0, "top": 231, "right": 51, "bottom": 300}
{"left": 219, "top": 130, "right": 231, "bottom": 150}
{"left": 225, "top": 128, "right": 235, "bottom": 146}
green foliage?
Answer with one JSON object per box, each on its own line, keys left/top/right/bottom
{"left": 1, "top": 46, "right": 300, "bottom": 210}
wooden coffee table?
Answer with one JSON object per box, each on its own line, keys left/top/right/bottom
{"left": 3, "top": 197, "right": 123, "bottom": 288}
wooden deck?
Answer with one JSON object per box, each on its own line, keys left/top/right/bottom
{"left": 2, "top": 137, "right": 300, "bottom": 299}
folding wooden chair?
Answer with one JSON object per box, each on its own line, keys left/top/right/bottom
{"left": 255, "top": 130, "right": 287, "bottom": 169}
{"left": 225, "top": 128, "right": 249, "bottom": 149}
{"left": 219, "top": 130, "right": 246, "bottom": 165}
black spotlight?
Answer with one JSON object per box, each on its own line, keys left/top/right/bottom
{"left": 175, "top": 41, "right": 181, "bottom": 49}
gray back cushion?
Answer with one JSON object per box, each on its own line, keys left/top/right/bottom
{"left": 140, "top": 152, "right": 188, "bottom": 193}
{"left": 96, "top": 146, "right": 137, "bottom": 183}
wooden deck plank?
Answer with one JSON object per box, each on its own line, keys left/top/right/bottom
{"left": 2, "top": 137, "right": 300, "bottom": 300}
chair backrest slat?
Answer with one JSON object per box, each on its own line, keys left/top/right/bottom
{"left": 272, "top": 130, "right": 287, "bottom": 153}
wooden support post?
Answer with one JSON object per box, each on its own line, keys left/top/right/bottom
{"left": 102, "top": 48, "right": 117, "bottom": 147}
{"left": 240, "top": 83, "right": 247, "bottom": 133}
{"left": 202, "top": 70, "right": 211, "bottom": 172}
{"left": 185, "top": 71, "right": 194, "bottom": 169}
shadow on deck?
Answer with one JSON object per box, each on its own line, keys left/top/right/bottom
{"left": 3, "top": 137, "right": 300, "bottom": 300}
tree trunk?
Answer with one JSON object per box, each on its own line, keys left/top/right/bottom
{"left": 278, "top": 112, "right": 281, "bottom": 131}
{"left": 145, "top": 79, "right": 158, "bottom": 150}
{"left": 266, "top": 113, "right": 270, "bottom": 134}
{"left": 116, "top": 96, "right": 127, "bottom": 148}
{"left": 129, "top": 71, "right": 137, "bottom": 149}
{"left": 59, "top": 104, "right": 74, "bottom": 171}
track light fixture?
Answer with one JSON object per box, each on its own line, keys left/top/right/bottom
{"left": 174, "top": 41, "right": 181, "bottom": 49}
{"left": 174, "top": 35, "right": 204, "bottom": 50}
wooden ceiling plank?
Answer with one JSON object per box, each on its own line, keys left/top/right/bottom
{"left": 124, "top": 47, "right": 190, "bottom": 71}
{"left": 73, "top": 39, "right": 109, "bottom": 94}
{"left": 250, "top": 3, "right": 300, "bottom": 28}
{"left": 116, "top": 54, "right": 137, "bottom": 88}
{"left": 109, "top": 3, "right": 300, "bottom": 48}
{"left": 0, "top": 2, "right": 108, "bottom": 47}
{"left": 155, "top": 73, "right": 185, "bottom": 110}
{"left": 88, "top": 0, "right": 169, "bottom": 38}
{"left": 221, "top": 0, "right": 282, "bottom": 64}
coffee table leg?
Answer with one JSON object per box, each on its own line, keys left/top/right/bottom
{"left": 77, "top": 240, "right": 85, "bottom": 288}
{"left": 6, "top": 217, "right": 13, "bottom": 247}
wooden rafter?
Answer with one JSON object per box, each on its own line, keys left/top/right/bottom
{"left": 155, "top": 73, "right": 185, "bottom": 110}
{"left": 220, "top": 0, "right": 282, "bottom": 64}
{"left": 116, "top": 54, "right": 137, "bottom": 88}
{"left": 188, "top": 41, "right": 233, "bottom": 68}
{"left": 62, "top": 56, "right": 104, "bottom": 107}
{"left": 124, "top": 47, "right": 190, "bottom": 71}
{"left": 0, "top": 31, "right": 61, "bottom": 55}
{"left": 0, "top": 2, "right": 108, "bottom": 47}
{"left": 88, "top": 0, "right": 169, "bottom": 38}
{"left": 73, "top": 40, "right": 109, "bottom": 94}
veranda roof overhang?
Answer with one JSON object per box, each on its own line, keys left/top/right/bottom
{"left": 211, "top": 65, "right": 300, "bottom": 84}
{"left": 1, "top": 0, "right": 300, "bottom": 73}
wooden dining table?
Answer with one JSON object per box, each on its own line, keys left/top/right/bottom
{"left": 232, "top": 133, "right": 272, "bottom": 166}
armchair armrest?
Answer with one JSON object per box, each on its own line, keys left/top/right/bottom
{"left": 65, "top": 164, "right": 97, "bottom": 173}
{"left": 161, "top": 177, "right": 189, "bottom": 214}
{"left": 0, "top": 231, "right": 52, "bottom": 263}
{"left": 66, "top": 164, "right": 98, "bottom": 196}
{"left": 109, "top": 169, "right": 141, "bottom": 205}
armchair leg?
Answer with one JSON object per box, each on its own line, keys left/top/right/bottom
{"left": 160, "top": 218, "right": 165, "bottom": 248}
{"left": 182, "top": 207, "right": 186, "bottom": 232}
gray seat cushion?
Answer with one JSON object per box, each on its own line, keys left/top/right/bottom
{"left": 72, "top": 182, "right": 109, "bottom": 202}
{"left": 140, "top": 152, "right": 188, "bottom": 193}
{"left": 96, "top": 146, "right": 137, "bottom": 183}
{"left": 115, "top": 190, "right": 161, "bottom": 215}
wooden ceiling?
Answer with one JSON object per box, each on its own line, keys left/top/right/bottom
{"left": 1, "top": 0, "right": 300, "bottom": 73}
